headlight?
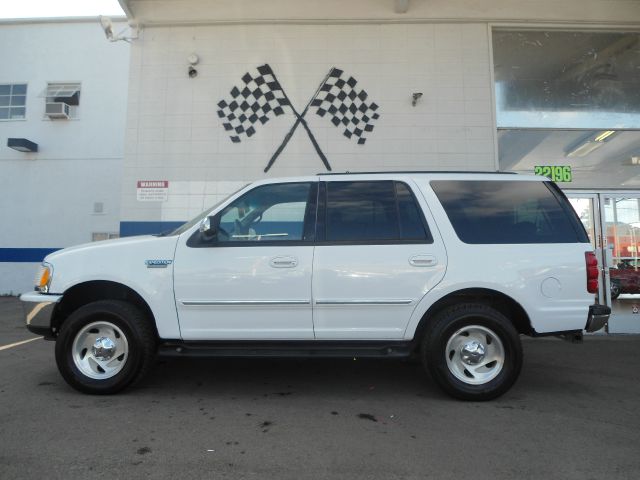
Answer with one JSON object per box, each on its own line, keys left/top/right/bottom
{"left": 35, "top": 263, "right": 53, "bottom": 293}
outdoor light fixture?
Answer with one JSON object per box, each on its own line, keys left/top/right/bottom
{"left": 566, "top": 130, "right": 617, "bottom": 158}
{"left": 7, "top": 138, "right": 38, "bottom": 153}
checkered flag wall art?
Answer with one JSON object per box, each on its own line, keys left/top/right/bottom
{"left": 311, "top": 68, "right": 380, "bottom": 145}
{"left": 217, "top": 64, "right": 290, "bottom": 143}
{"left": 216, "top": 64, "right": 381, "bottom": 172}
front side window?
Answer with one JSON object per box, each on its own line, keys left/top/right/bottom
{"left": 431, "top": 180, "right": 588, "bottom": 244}
{"left": 0, "top": 84, "right": 27, "bottom": 120}
{"left": 217, "top": 182, "right": 313, "bottom": 242}
{"left": 324, "top": 181, "right": 432, "bottom": 243}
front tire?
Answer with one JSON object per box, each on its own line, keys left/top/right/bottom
{"left": 55, "top": 300, "right": 156, "bottom": 394}
{"left": 422, "top": 303, "right": 523, "bottom": 401}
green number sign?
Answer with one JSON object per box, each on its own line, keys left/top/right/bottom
{"left": 534, "top": 165, "right": 572, "bottom": 182}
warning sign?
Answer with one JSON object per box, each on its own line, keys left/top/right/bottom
{"left": 137, "top": 180, "right": 169, "bottom": 202}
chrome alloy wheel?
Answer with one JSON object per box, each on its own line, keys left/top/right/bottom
{"left": 71, "top": 321, "right": 129, "bottom": 380}
{"left": 445, "top": 325, "right": 505, "bottom": 385}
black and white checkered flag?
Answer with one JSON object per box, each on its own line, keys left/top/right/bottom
{"left": 311, "top": 68, "right": 380, "bottom": 145}
{"left": 217, "top": 64, "right": 290, "bottom": 144}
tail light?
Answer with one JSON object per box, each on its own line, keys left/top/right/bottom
{"left": 585, "top": 252, "right": 599, "bottom": 293}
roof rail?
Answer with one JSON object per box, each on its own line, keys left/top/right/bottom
{"left": 316, "top": 170, "right": 517, "bottom": 176}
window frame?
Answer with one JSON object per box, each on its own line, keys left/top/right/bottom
{"left": 316, "top": 180, "right": 433, "bottom": 245}
{"left": 44, "top": 82, "right": 81, "bottom": 119}
{"left": 187, "top": 181, "right": 318, "bottom": 248}
{"left": 0, "top": 83, "right": 28, "bottom": 121}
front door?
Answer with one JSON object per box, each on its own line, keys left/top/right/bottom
{"left": 173, "top": 181, "right": 318, "bottom": 340}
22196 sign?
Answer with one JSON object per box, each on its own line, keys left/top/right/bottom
{"left": 534, "top": 165, "right": 572, "bottom": 182}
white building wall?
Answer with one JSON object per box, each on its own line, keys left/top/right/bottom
{"left": 122, "top": 22, "right": 495, "bottom": 223}
{"left": 0, "top": 20, "right": 130, "bottom": 294}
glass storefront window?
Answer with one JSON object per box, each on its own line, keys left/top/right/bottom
{"left": 493, "top": 30, "right": 640, "bottom": 129}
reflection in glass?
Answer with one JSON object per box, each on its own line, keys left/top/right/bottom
{"left": 493, "top": 30, "right": 640, "bottom": 129}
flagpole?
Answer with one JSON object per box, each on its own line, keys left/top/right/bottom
{"left": 264, "top": 68, "right": 334, "bottom": 173}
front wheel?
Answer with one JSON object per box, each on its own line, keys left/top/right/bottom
{"left": 422, "top": 303, "right": 523, "bottom": 401}
{"left": 55, "top": 300, "right": 157, "bottom": 394}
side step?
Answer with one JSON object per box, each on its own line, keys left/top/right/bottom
{"left": 158, "top": 340, "right": 413, "bottom": 359}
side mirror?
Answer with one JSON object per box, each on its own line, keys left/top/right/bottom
{"left": 198, "top": 216, "right": 217, "bottom": 240}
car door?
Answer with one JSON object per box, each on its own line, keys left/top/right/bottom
{"left": 173, "top": 181, "right": 318, "bottom": 340}
{"left": 312, "top": 179, "right": 447, "bottom": 340}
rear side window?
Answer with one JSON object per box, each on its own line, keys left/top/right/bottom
{"left": 430, "top": 180, "right": 588, "bottom": 244}
{"left": 324, "top": 181, "right": 432, "bottom": 243}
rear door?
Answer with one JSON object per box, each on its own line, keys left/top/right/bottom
{"left": 312, "top": 179, "right": 447, "bottom": 339}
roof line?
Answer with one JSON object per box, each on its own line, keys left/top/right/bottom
{"left": 316, "top": 170, "right": 516, "bottom": 176}
{"left": 0, "top": 16, "right": 127, "bottom": 25}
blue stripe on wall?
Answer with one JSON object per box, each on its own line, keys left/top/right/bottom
{"left": 120, "top": 221, "right": 185, "bottom": 237}
{"left": 0, "top": 248, "right": 61, "bottom": 263}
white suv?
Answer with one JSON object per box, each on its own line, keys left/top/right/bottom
{"left": 21, "top": 172, "right": 609, "bottom": 400}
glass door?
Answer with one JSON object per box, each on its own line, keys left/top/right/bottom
{"left": 601, "top": 194, "right": 640, "bottom": 333}
{"left": 567, "top": 194, "right": 605, "bottom": 307}
{"left": 567, "top": 191, "right": 640, "bottom": 334}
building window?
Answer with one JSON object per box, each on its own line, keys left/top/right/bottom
{"left": 45, "top": 82, "right": 81, "bottom": 119}
{"left": 0, "top": 84, "right": 27, "bottom": 120}
{"left": 92, "top": 232, "right": 119, "bottom": 242}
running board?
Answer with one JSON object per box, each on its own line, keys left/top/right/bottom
{"left": 158, "top": 340, "right": 413, "bottom": 358}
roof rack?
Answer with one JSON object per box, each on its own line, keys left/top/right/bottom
{"left": 316, "top": 170, "right": 517, "bottom": 176}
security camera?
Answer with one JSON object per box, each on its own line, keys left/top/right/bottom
{"left": 412, "top": 92, "right": 423, "bottom": 107}
{"left": 99, "top": 16, "right": 114, "bottom": 41}
{"left": 188, "top": 66, "right": 198, "bottom": 78}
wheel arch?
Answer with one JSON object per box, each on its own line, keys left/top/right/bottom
{"left": 52, "top": 280, "right": 159, "bottom": 338}
{"left": 411, "top": 288, "right": 533, "bottom": 350}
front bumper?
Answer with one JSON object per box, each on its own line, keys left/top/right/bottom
{"left": 20, "top": 291, "right": 63, "bottom": 338}
{"left": 586, "top": 304, "right": 610, "bottom": 333}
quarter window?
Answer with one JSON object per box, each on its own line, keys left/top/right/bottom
{"left": 431, "top": 180, "right": 588, "bottom": 244}
{"left": 324, "top": 181, "right": 431, "bottom": 243}
{"left": 217, "top": 182, "right": 313, "bottom": 242}
{"left": 0, "top": 84, "right": 27, "bottom": 120}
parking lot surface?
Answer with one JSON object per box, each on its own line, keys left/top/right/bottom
{"left": 1, "top": 297, "right": 639, "bottom": 479}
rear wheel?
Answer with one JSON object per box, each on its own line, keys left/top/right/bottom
{"left": 422, "top": 303, "right": 522, "bottom": 401}
{"left": 55, "top": 300, "right": 156, "bottom": 394}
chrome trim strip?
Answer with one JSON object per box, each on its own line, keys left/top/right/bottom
{"left": 181, "top": 300, "right": 311, "bottom": 306}
{"left": 315, "top": 299, "right": 414, "bottom": 305}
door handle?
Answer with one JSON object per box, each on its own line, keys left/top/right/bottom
{"left": 409, "top": 255, "right": 437, "bottom": 267}
{"left": 269, "top": 256, "right": 298, "bottom": 268}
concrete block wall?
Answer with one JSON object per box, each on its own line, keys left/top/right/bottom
{"left": 121, "top": 22, "right": 496, "bottom": 224}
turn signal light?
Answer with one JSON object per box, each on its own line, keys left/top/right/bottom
{"left": 585, "top": 252, "right": 599, "bottom": 294}
{"left": 36, "top": 264, "right": 52, "bottom": 293}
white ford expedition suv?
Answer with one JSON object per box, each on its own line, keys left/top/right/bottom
{"left": 21, "top": 172, "right": 609, "bottom": 400}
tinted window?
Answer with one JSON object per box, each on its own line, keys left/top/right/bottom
{"left": 326, "top": 181, "right": 398, "bottom": 241}
{"left": 396, "top": 182, "right": 431, "bottom": 241}
{"left": 218, "top": 183, "right": 312, "bottom": 242}
{"left": 324, "top": 181, "right": 431, "bottom": 243}
{"left": 431, "top": 180, "right": 586, "bottom": 244}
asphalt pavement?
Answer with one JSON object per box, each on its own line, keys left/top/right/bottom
{"left": 1, "top": 296, "right": 639, "bottom": 480}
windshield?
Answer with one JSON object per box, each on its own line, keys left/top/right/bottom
{"left": 161, "top": 184, "right": 249, "bottom": 236}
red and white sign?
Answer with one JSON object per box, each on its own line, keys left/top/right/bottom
{"left": 137, "top": 180, "right": 169, "bottom": 202}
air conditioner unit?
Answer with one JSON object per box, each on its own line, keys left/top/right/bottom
{"left": 45, "top": 102, "right": 70, "bottom": 119}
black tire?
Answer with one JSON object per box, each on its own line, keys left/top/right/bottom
{"left": 610, "top": 281, "right": 621, "bottom": 300}
{"left": 55, "top": 300, "right": 157, "bottom": 394}
{"left": 421, "top": 303, "right": 522, "bottom": 401}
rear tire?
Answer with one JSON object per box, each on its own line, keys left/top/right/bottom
{"left": 422, "top": 303, "right": 522, "bottom": 401}
{"left": 55, "top": 300, "right": 156, "bottom": 394}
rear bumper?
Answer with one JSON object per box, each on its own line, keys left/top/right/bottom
{"left": 20, "top": 291, "right": 62, "bottom": 338}
{"left": 586, "top": 304, "right": 610, "bottom": 333}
